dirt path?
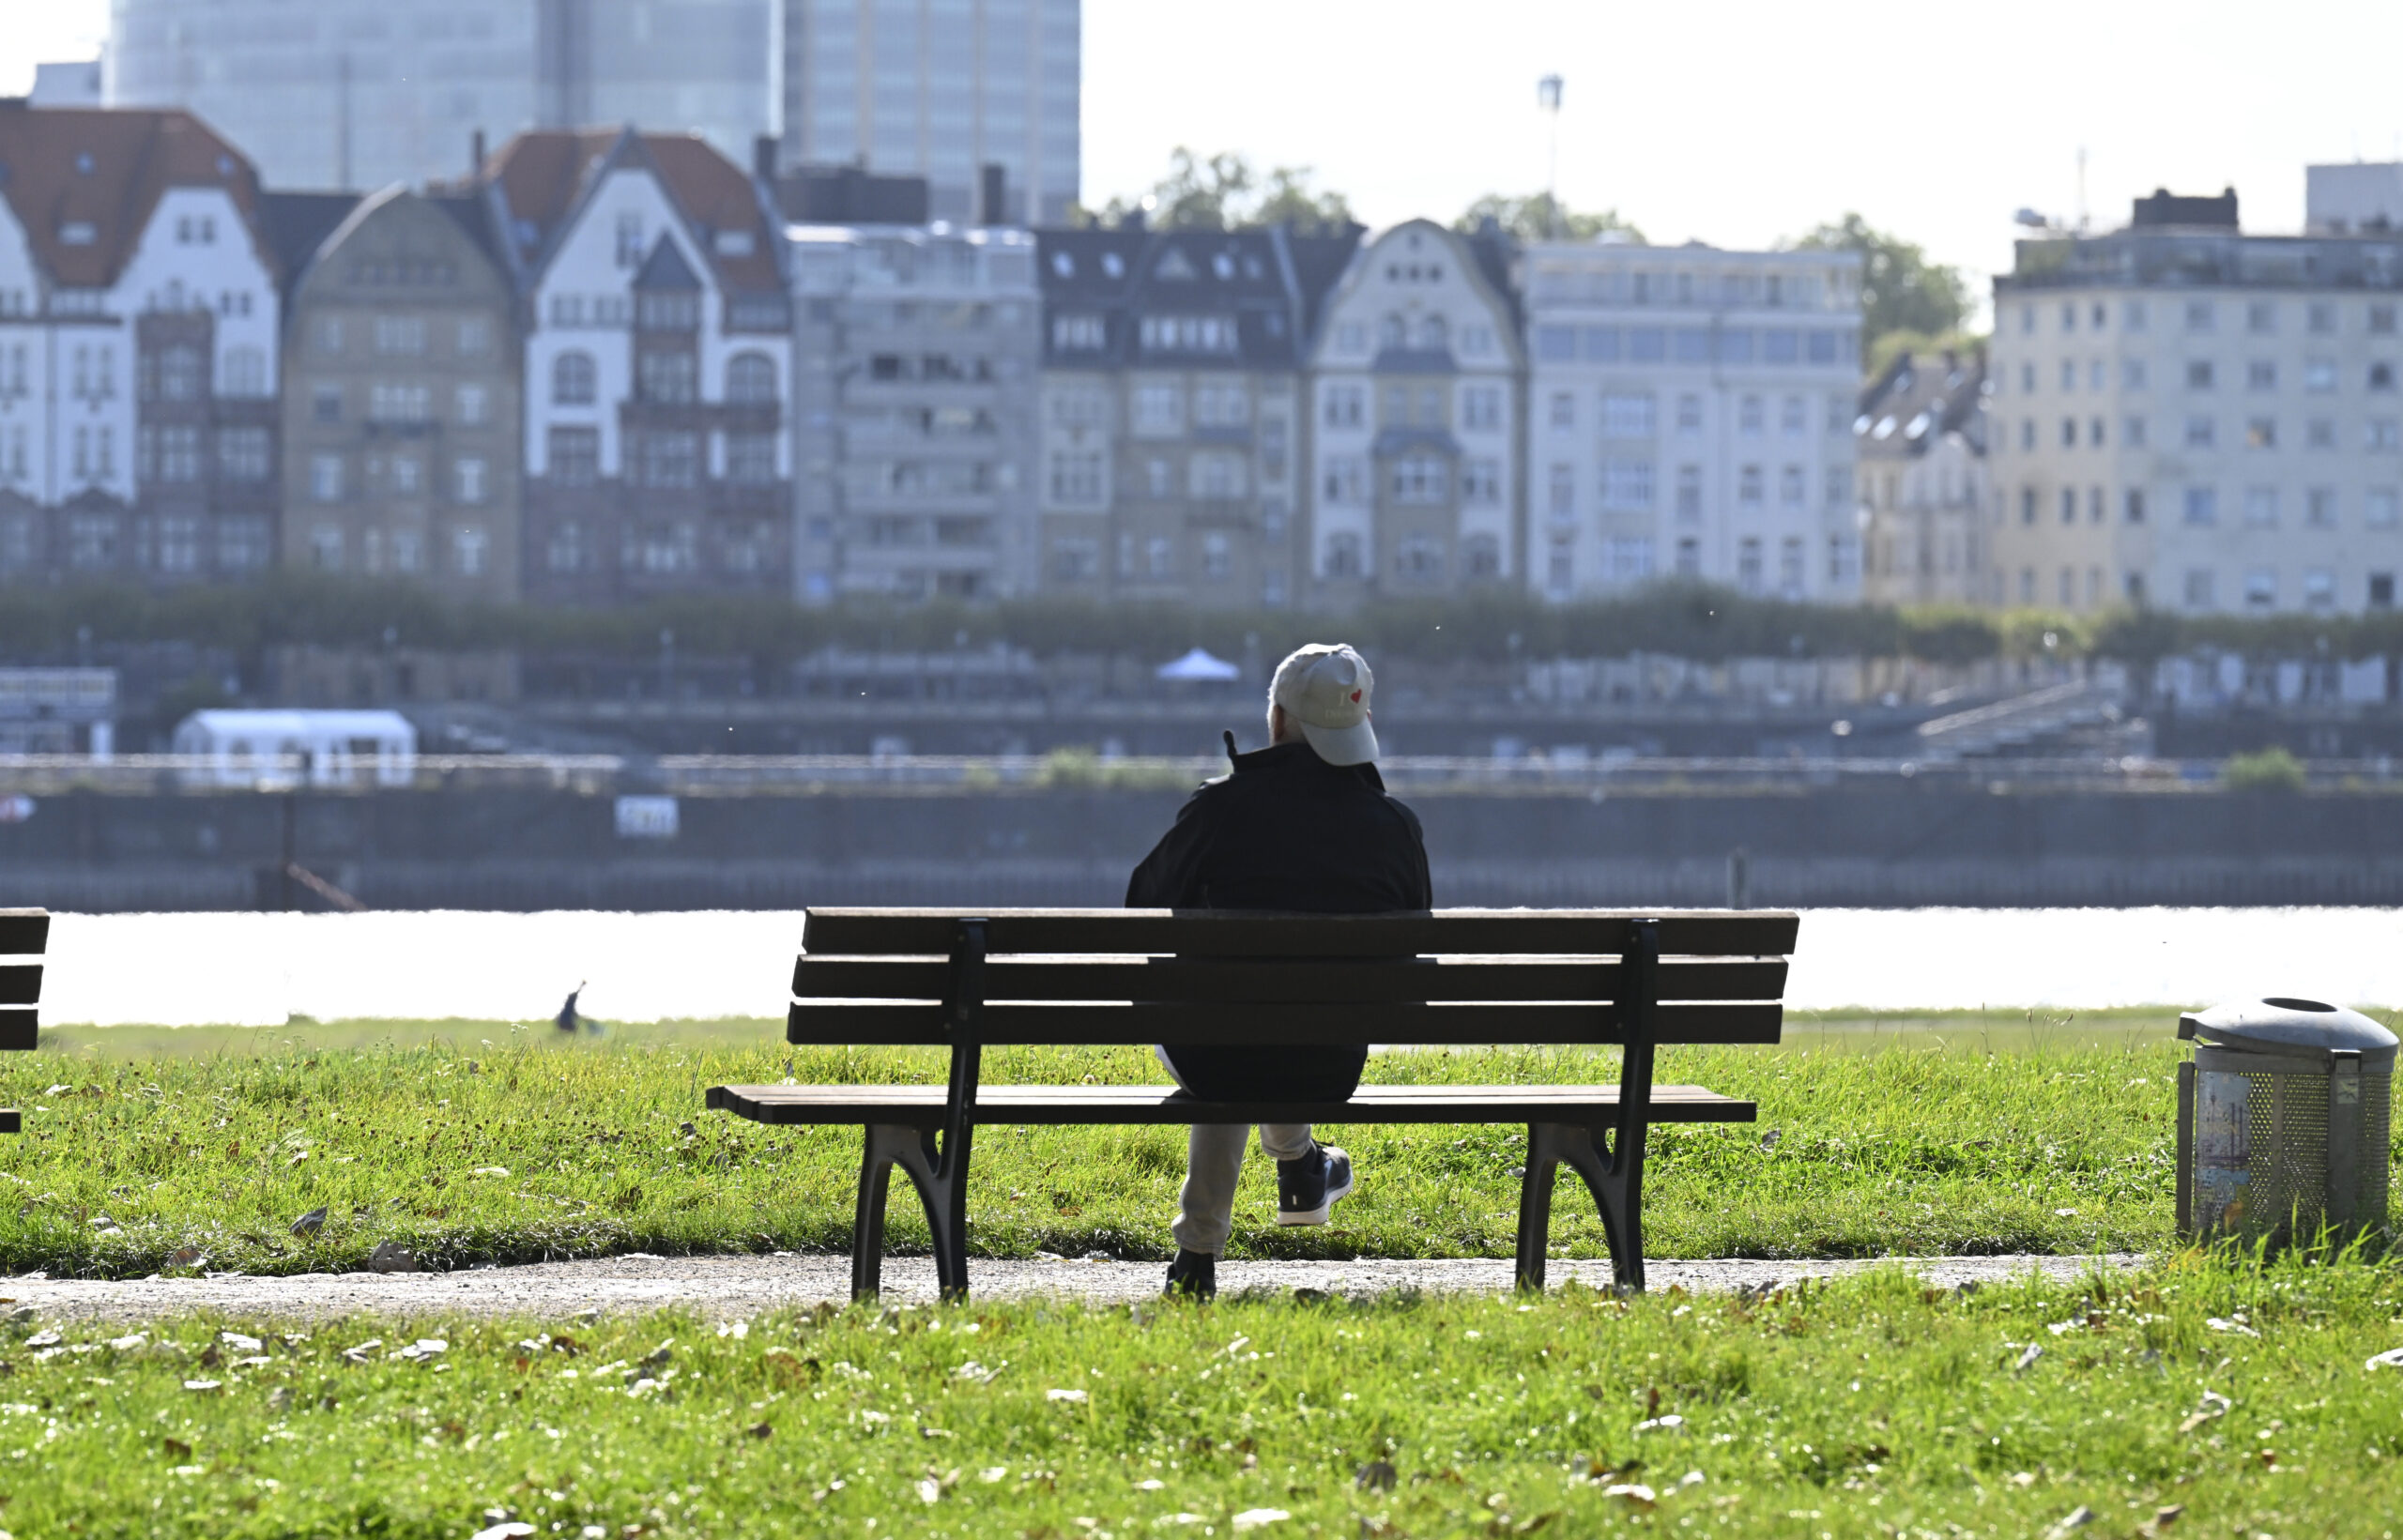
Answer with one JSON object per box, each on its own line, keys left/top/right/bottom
{"left": 0, "top": 1251, "right": 2144, "bottom": 1323}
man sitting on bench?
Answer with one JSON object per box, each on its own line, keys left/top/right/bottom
{"left": 1126, "top": 643, "right": 1434, "bottom": 1298}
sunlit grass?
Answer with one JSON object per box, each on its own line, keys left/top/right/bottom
{"left": 6, "top": 1254, "right": 2403, "bottom": 1536}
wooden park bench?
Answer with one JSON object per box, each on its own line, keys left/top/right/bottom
{"left": 0, "top": 909, "right": 46, "bottom": 1135}
{"left": 709, "top": 907, "right": 1797, "bottom": 1299}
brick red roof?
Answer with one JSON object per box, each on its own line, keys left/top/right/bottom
{"left": 475, "top": 128, "right": 780, "bottom": 294}
{"left": 0, "top": 103, "right": 263, "bottom": 289}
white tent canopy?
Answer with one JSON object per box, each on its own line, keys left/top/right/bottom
{"left": 171, "top": 709, "right": 419, "bottom": 787}
{"left": 1154, "top": 647, "right": 1242, "bottom": 682}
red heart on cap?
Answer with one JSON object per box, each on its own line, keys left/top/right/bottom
{"left": 1350, "top": 690, "right": 1361, "bottom": 702}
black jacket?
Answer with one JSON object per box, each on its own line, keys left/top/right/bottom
{"left": 1125, "top": 740, "right": 1433, "bottom": 913}
{"left": 1125, "top": 740, "right": 1432, "bottom": 1102}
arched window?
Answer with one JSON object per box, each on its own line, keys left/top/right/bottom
{"left": 726, "top": 351, "right": 776, "bottom": 405}
{"left": 552, "top": 350, "right": 597, "bottom": 406}
{"left": 1418, "top": 313, "right": 1448, "bottom": 349}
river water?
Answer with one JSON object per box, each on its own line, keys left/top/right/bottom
{"left": 27, "top": 907, "right": 2403, "bottom": 1028}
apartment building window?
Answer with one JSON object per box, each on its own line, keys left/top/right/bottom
{"left": 1049, "top": 388, "right": 1108, "bottom": 429}
{"left": 2244, "top": 301, "right": 2275, "bottom": 334}
{"left": 2183, "top": 487, "right": 2217, "bottom": 526}
{"left": 1460, "top": 385, "right": 1502, "bottom": 430}
{"left": 2057, "top": 567, "right": 2074, "bottom": 606}
{"left": 2089, "top": 486, "right": 2107, "bottom": 523}
{"left": 2060, "top": 417, "right": 2077, "bottom": 448}
{"left": 1323, "top": 458, "right": 1365, "bottom": 504}
{"left": 1546, "top": 463, "right": 1574, "bottom": 518}
{"left": 1737, "top": 465, "right": 1763, "bottom": 509}
{"left": 1460, "top": 459, "right": 1500, "bottom": 504}
{"left": 1737, "top": 537, "right": 1764, "bottom": 594}
{"left": 2374, "top": 362, "right": 2399, "bottom": 392}
{"left": 1549, "top": 391, "right": 1575, "bottom": 430}
{"left": 2375, "top": 304, "right": 2399, "bottom": 336}
{"left": 445, "top": 384, "right": 487, "bottom": 427}
{"left": 1776, "top": 465, "right": 1803, "bottom": 509}
{"left": 155, "top": 515, "right": 200, "bottom": 574}
{"left": 1546, "top": 536, "right": 1573, "bottom": 593}
{"left": 553, "top": 351, "right": 597, "bottom": 405}
{"left": 221, "top": 345, "right": 267, "bottom": 398}
{"left": 2305, "top": 358, "right": 2336, "bottom": 392}
{"left": 2059, "top": 488, "right": 2077, "bottom": 525}
{"left": 2186, "top": 360, "right": 2215, "bottom": 390}
{"left": 369, "top": 384, "right": 432, "bottom": 422}
{"left": 2088, "top": 416, "right": 2105, "bottom": 447}
{"left": 315, "top": 317, "right": 344, "bottom": 357}
{"left": 1825, "top": 466, "right": 1852, "bottom": 511}
{"left": 547, "top": 521, "right": 587, "bottom": 573}
{"left": 2125, "top": 415, "right": 2148, "bottom": 448}
{"left": 2308, "top": 419, "right": 2336, "bottom": 449}
{"left": 1776, "top": 395, "right": 1803, "bottom": 435}
{"left": 390, "top": 454, "right": 421, "bottom": 496}
{"left": 1050, "top": 538, "right": 1100, "bottom": 582}
{"left": 2183, "top": 569, "right": 2216, "bottom": 609}
{"left": 2184, "top": 416, "right": 2215, "bottom": 448}
{"left": 2020, "top": 419, "right": 2035, "bottom": 450}
{"left": 1738, "top": 395, "right": 1764, "bottom": 435}
{"left": 312, "top": 384, "right": 342, "bottom": 423}
{"left": 1607, "top": 536, "right": 1655, "bottom": 585}
{"left": 149, "top": 343, "right": 203, "bottom": 403}
{"left": 2184, "top": 301, "right": 2214, "bottom": 333}
{"left": 2306, "top": 487, "right": 2338, "bottom": 528}
{"left": 1324, "top": 532, "right": 1363, "bottom": 579}
{"left": 1676, "top": 394, "right": 1703, "bottom": 434}
{"left": 2020, "top": 487, "right": 2038, "bottom": 525}
{"left": 1463, "top": 534, "right": 1502, "bottom": 580}
{"left": 1600, "top": 392, "right": 1654, "bottom": 437}
{"left": 391, "top": 531, "right": 422, "bottom": 572}
{"left": 1193, "top": 452, "right": 1247, "bottom": 499}
{"left": 2246, "top": 418, "right": 2276, "bottom": 450}
{"left": 1202, "top": 532, "right": 1231, "bottom": 579}
{"left": 1395, "top": 537, "right": 1443, "bottom": 582}
{"left": 2367, "top": 489, "right": 2400, "bottom": 528}
{"left": 1047, "top": 450, "right": 1103, "bottom": 504}
{"left": 2059, "top": 359, "right": 2075, "bottom": 392}
{"left": 1133, "top": 384, "right": 1184, "bottom": 433}
{"left": 1603, "top": 459, "right": 1655, "bottom": 511}
{"left": 452, "top": 457, "right": 488, "bottom": 504}
{"left": 727, "top": 353, "right": 777, "bottom": 404}
{"left": 638, "top": 351, "right": 696, "bottom": 404}
{"left": 2059, "top": 301, "right": 2077, "bottom": 334}
{"left": 1050, "top": 313, "right": 1105, "bottom": 351}
{"left": 1138, "top": 314, "right": 1236, "bottom": 354}
{"left": 2019, "top": 362, "right": 2035, "bottom": 394}
{"left": 549, "top": 428, "right": 599, "bottom": 486}
{"left": 457, "top": 317, "right": 491, "bottom": 356}
{"left": 310, "top": 453, "right": 344, "bottom": 502}
{"left": 639, "top": 432, "right": 699, "bottom": 489}
{"left": 2371, "top": 419, "right": 2401, "bottom": 450}
{"left": 1141, "top": 459, "right": 1171, "bottom": 497}
{"left": 214, "top": 427, "right": 269, "bottom": 482}
{"left": 2243, "top": 569, "right": 2276, "bottom": 610}
{"left": 309, "top": 526, "right": 343, "bottom": 571}
{"left": 2308, "top": 302, "right": 2336, "bottom": 334}
{"left": 1672, "top": 537, "right": 1699, "bottom": 576}
{"left": 2242, "top": 487, "right": 2278, "bottom": 526}
{"left": 454, "top": 526, "right": 489, "bottom": 577}
{"left": 1194, "top": 382, "right": 1250, "bottom": 426}
{"left": 2020, "top": 304, "right": 2035, "bottom": 335}
{"left": 2247, "top": 360, "right": 2277, "bottom": 390}
{"left": 2090, "top": 359, "right": 2107, "bottom": 390}
{"left": 2377, "top": 573, "right": 2399, "bottom": 608}
{"left": 2122, "top": 360, "right": 2148, "bottom": 390}
{"left": 1774, "top": 537, "right": 1803, "bottom": 599}
{"left": 615, "top": 213, "right": 644, "bottom": 267}
{"left": 2125, "top": 299, "right": 2149, "bottom": 332}
{"left": 2303, "top": 569, "right": 2336, "bottom": 610}
{"left": 2125, "top": 572, "right": 2148, "bottom": 603}
{"left": 216, "top": 516, "right": 268, "bottom": 572}
{"left": 375, "top": 315, "right": 427, "bottom": 356}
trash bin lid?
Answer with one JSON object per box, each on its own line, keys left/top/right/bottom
{"left": 2180, "top": 998, "right": 2398, "bottom": 1069}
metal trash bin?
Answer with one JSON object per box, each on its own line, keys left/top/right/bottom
{"left": 2177, "top": 998, "right": 2396, "bottom": 1245}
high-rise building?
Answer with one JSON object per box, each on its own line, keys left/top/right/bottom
{"left": 105, "top": 1, "right": 774, "bottom": 192}
{"left": 789, "top": 221, "right": 1042, "bottom": 601}
{"left": 1520, "top": 239, "right": 1863, "bottom": 602}
{"left": 1990, "top": 187, "right": 2403, "bottom": 615}
{"left": 1035, "top": 222, "right": 1359, "bottom": 607}
{"left": 778, "top": 0, "right": 1079, "bottom": 225}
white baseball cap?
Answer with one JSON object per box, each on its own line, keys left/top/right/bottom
{"left": 1270, "top": 643, "right": 1379, "bottom": 766}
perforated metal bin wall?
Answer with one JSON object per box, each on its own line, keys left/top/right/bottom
{"left": 2176, "top": 999, "right": 2397, "bottom": 1245}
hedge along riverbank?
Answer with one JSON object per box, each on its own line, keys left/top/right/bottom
{"left": 7, "top": 574, "right": 2403, "bottom": 674}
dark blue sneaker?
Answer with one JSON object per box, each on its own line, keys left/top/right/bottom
{"left": 1164, "top": 1249, "right": 1217, "bottom": 1299}
{"left": 1278, "top": 1143, "right": 1355, "bottom": 1226}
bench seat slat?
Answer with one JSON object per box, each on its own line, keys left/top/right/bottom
{"left": 0, "top": 912, "right": 46, "bottom": 958}
{"left": 802, "top": 908, "right": 1798, "bottom": 959}
{"left": 709, "top": 1081, "right": 1757, "bottom": 1128}
{"left": 795, "top": 955, "right": 1785, "bottom": 1005}
{"left": 0, "top": 965, "right": 41, "bottom": 1008}
{"left": 0, "top": 1011, "right": 33, "bottom": 1053}
{"left": 786, "top": 1000, "right": 1782, "bottom": 1046}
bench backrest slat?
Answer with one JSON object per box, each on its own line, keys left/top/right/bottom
{"left": 0, "top": 910, "right": 40, "bottom": 1056}
{"left": 788, "top": 907, "right": 1794, "bottom": 1051}
{"left": 795, "top": 954, "right": 1786, "bottom": 1006}
{"left": 0, "top": 911, "right": 48, "bottom": 957}
{"left": 801, "top": 907, "right": 1797, "bottom": 959}
{"left": 792, "top": 999, "right": 1783, "bottom": 1047}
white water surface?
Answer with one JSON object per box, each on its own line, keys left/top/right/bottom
{"left": 28, "top": 907, "right": 2403, "bottom": 1028}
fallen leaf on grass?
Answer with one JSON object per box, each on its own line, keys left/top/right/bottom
{"left": 469, "top": 1525, "right": 536, "bottom": 1540}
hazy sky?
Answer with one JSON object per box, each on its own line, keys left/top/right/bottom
{"left": 10, "top": 0, "right": 2403, "bottom": 316}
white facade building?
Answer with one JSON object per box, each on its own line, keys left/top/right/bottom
{"left": 779, "top": 0, "right": 1079, "bottom": 225}
{"left": 1990, "top": 188, "right": 2403, "bottom": 614}
{"left": 0, "top": 105, "right": 283, "bottom": 585}
{"left": 106, "top": 0, "right": 774, "bottom": 193}
{"left": 1302, "top": 221, "right": 1525, "bottom": 601}
{"left": 1520, "top": 240, "right": 1862, "bottom": 602}
{"left": 1856, "top": 350, "right": 1992, "bottom": 605}
{"left": 788, "top": 221, "right": 1042, "bottom": 601}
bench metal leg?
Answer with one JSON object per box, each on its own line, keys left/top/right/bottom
{"left": 851, "top": 1122, "right": 973, "bottom": 1303}
{"left": 1515, "top": 1120, "right": 1648, "bottom": 1295}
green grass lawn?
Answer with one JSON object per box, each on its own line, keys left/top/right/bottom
{"left": 5, "top": 1012, "right": 2383, "bottom": 1279}
{"left": 5, "top": 1256, "right": 2403, "bottom": 1537}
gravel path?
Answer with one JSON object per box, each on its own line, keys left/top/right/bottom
{"left": 0, "top": 1251, "right": 2145, "bottom": 1324}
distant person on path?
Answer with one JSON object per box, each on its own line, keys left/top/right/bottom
{"left": 1126, "top": 643, "right": 1433, "bottom": 1298}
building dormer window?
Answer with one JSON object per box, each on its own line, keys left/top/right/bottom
{"left": 73, "top": 153, "right": 93, "bottom": 175}
{"left": 616, "top": 213, "right": 645, "bottom": 268}
{"left": 1052, "top": 313, "right": 1105, "bottom": 351}
{"left": 58, "top": 221, "right": 96, "bottom": 246}
{"left": 1418, "top": 314, "right": 1448, "bottom": 349}
{"left": 1211, "top": 252, "right": 1235, "bottom": 280}
{"left": 1377, "top": 314, "right": 1405, "bottom": 348}
{"left": 1100, "top": 252, "right": 1125, "bottom": 279}
{"left": 1050, "top": 251, "right": 1074, "bottom": 278}
{"left": 636, "top": 291, "right": 699, "bottom": 331}
{"left": 1138, "top": 313, "right": 1236, "bottom": 355}
{"left": 714, "top": 228, "right": 756, "bottom": 257}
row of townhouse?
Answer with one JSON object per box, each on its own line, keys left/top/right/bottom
{"left": 0, "top": 100, "right": 1871, "bottom": 611}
